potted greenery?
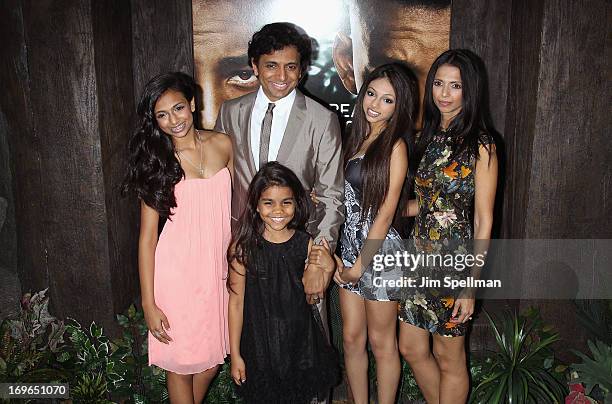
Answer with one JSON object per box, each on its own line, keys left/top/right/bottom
{"left": 470, "top": 308, "right": 567, "bottom": 403}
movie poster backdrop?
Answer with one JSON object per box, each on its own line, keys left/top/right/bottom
{"left": 192, "top": 0, "right": 451, "bottom": 130}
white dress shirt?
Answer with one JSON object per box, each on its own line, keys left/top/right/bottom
{"left": 250, "top": 87, "right": 296, "bottom": 170}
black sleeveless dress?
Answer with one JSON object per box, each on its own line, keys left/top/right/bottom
{"left": 240, "top": 230, "right": 340, "bottom": 403}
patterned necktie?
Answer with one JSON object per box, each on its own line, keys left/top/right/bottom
{"left": 259, "top": 102, "right": 276, "bottom": 169}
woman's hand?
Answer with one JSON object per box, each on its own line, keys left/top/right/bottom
{"left": 143, "top": 303, "right": 173, "bottom": 344}
{"left": 451, "top": 288, "right": 475, "bottom": 324}
{"left": 339, "top": 260, "right": 363, "bottom": 285}
{"left": 333, "top": 256, "right": 346, "bottom": 285}
{"left": 231, "top": 354, "right": 247, "bottom": 385}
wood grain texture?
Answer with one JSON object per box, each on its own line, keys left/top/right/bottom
{"left": 502, "top": 0, "right": 545, "bottom": 239}
{"left": 450, "top": 0, "right": 512, "bottom": 135}
{"left": 526, "top": 0, "right": 612, "bottom": 238}
{"left": 130, "top": 0, "right": 194, "bottom": 108}
{"left": 0, "top": 1, "right": 23, "bottom": 275}
{"left": 514, "top": 0, "right": 611, "bottom": 354}
{"left": 20, "top": 0, "right": 115, "bottom": 325}
{"left": 0, "top": 0, "right": 44, "bottom": 292}
{"left": 92, "top": 0, "right": 140, "bottom": 315}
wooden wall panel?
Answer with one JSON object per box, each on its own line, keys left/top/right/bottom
{"left": 0, "top": 0, "right": 42, "bottom": 294}
{"left": 20, "top": 0, "right": 114, "bottom": 324}
{"left": 450, "top": 0, "right": 512, "bottom": 135}
{"left": 130, "top": 0, "right": 194, "bottom": 108}
{"left": 1, "top": 0, "right": 139, "bottom": 330}
{"left": 502, "top": 0, "right": 546, "bottom": 239}
{"left": 92, "top": 0, "right": 140, "bottom": 314}
{"left": 526, "top": 0, "right": 612, "bottom": 239}
{"left": 515, "top": 0, "right": 611, "bottom": 356}
{"left": 0, "top": 0, "right": 22, "bottom": 317}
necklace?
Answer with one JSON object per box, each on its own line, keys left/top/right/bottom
{"left": 176, "top": 129, "right": 205, "bottom": 177}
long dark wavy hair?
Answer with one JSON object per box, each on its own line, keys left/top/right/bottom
{"left": 416, "top": 49, "right": 494, "bottom": 169}
{"left": 122, "top": 72, "right": 196, "bottom": 217}
{"left": 228, "top": 162, "right": 310, "bottom": 275}
{"left": 344, "top": 63, "right": 418, "bottom": 219}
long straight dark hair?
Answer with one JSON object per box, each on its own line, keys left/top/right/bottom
{"left": 121, "top": 72, "right": 196, "bottom": 217}
{"left": 344, "top": 63, "right": 418, "bottom": 218}
{"left": 228, "top": 162, "right": 310, "bottom": 276}
{"left": 416, "top": 49, "right": 494, "bottom": 168}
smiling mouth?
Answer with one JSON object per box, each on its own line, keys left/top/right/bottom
{"left": 171, "top": 122, "right": 186, "bottom": 133}
{"left": 270, "top": 217, "right": 286, "bottom": 223}
{"left": 271, "top": 82, "right": 288, "bottom": 90}
{"left": 367, "top": 108, "right": 381, "bottom": 118}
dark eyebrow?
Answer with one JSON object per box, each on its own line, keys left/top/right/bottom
{"left": 367, "top": 86, "right": 395, "bottom": 98}
{"left": 154, "top": 102, "right": 184, "bottom": 114}
{"left": 217, "top": 55, "right": 250, "bottom": 72}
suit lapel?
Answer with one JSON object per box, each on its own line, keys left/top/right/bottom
{"left": 277, "top": 90, "right": 307, "bottom": 163}
{"left": 239, "top": 94, "right": 257, "bottom": 177}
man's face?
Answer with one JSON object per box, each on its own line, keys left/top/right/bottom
{"left": 334, "top": 2, "right": 450, "bottom": 121}
{"left": 252, "top": 46, "right": 302, "bottom": 102}
{"left": 193, "top": 1, "right": 263, "bottom": 129}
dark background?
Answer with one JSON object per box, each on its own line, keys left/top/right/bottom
{"left": 0, "top": 0, "right": 610, "bottom": 356}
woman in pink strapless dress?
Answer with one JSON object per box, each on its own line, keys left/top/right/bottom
{"left": 123, "top": 72, "right": 233, "bottom": 402}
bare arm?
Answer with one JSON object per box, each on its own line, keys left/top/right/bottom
{"left": 139, "top": 201, "right": 172, "bottom": 343}
{"left": 452, "top": 144, "right": 498, "bottom": 322}
{"left": 473, "top": 144, "right": 498, "bottom": 241}
{"left": 340, "top": 140, "right": 408, "bottom": 283}
{"left": 228, "top": 249, "right": 247, "bottom": 385}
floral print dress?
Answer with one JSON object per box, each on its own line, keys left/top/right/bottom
{"left": 399, "top": 130, "right": 491, "bottom": 337}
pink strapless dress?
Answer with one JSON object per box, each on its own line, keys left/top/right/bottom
{"left": 149, "top": 168, "right": 231, "bottom": 374}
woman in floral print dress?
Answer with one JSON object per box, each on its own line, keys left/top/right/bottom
{"left": 398, "top": 50, "right": 498, "bottom": 403}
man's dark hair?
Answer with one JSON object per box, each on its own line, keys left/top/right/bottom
{"left": 248, "top": 22, "right": 312, "bottom": 75}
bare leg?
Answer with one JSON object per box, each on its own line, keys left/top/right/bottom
{"left": 339, "top": 287, "right": 369, "bottom": 404}
{"left": 192, "top": 365, "right": 220, "bottom": 403}
{"left": 365, "top": 300, "right": 400, "bottom": 404}
{"left": 433, "top": 335, "right": 468, "bottom": 404}
{"left": 167, "top": 371, "right": 194, "bottom": 404}
{"left": 398, "top": 322, "right": 440, "bottom": 404}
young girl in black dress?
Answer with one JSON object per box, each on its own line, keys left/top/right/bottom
{"left": 227, "top": 162, "right": 340, "bottom": 403}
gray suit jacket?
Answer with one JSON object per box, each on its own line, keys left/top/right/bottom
{"left": 214, "top": 89, "right": 344, "bottom": 248}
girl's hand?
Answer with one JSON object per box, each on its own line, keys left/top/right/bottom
{"left": 310, "top": 190, "right": 320, "bottom": 205}
{"left": 334, "top": 254, "right": 345, "bottom": 286}
{"left": 339, "top": 262, "right": 362, "bottom": 285}
{"left": 451, "top": 289, "right": 475, "bottom": 324}
{"left": 143, "top": 303, "right": 173, "bottom": 344}
{"left": 231, "top": 355, "right": 247, "bottom": 385}
{"left": 333, "top": 257, "right": 346, "bottom": 285}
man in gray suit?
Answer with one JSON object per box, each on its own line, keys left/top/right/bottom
{"left": 215, "top": 22, "right": 344, "bottom": 303}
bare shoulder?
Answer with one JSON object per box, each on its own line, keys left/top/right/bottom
{"left": 202, "top": 130, "right": 232, "bottom": 149}
{"left": 391, "top": 138, "right": 408, "bottom": 156}
{"left": 477, "top": 142, "right": 497, "bottom": 166}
